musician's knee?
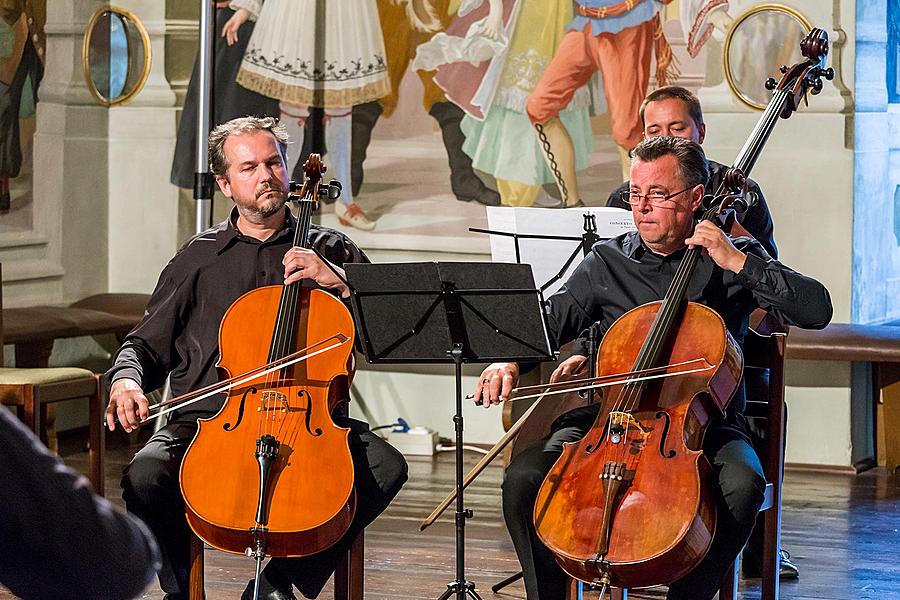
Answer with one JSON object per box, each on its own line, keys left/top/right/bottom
{"left": 502, "top": 448, "right": 554, "bottom": 517}
{"left": 715, "top": 442, "right": 766, "bottom": 529}
{"left": 121, "top": 448, "right": 181, "bottom": 511}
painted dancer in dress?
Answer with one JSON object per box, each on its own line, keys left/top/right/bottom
{"left": 415, "top": 0, "right": 593, "bottom": 208}
{"left": 223, "top": 0, "right": 389, "bottom": 231}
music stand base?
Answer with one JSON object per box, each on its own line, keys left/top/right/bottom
{"left": 437, "top": 580, "right": 483, "bottom": 600}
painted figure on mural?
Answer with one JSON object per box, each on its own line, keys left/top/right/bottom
{"left": 223, "top": 0, "right": 389, "bottom": 231}
{"left": 171, "top": 2, "right": 279, "bottom": 191}
{"left": 0, "top": 0, "right": 44, "bottom": 211}
{"left": 415, "top": 0, "right": 593, "bottom": 208}
{"left": 350, "top": 0, "right": 501, "bottom": 209}
{"left": 527, "top": 0, "right": 733, "bottom": 207}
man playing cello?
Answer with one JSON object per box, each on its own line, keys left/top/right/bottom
{"left": 105, "top": 116, "right": 408, "bottom": 600}
{"left": 474, "top": 136, "right": 832, "bottom": 600}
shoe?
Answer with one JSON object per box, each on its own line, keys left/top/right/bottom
{"left": 242, "top": 579, "right": 297, "bottom": 600}
{"left": 741, "top": 548, "right": 799, "bottom": 580}
{"left": 428, "top": 101, "right": 502, "bottom": 207}
{"left": 334, "top": 201, "right": 376, "bottom": 231}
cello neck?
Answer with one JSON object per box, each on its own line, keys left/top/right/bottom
{"left": 268, "top": 155, "right": 324, "bottom": 363}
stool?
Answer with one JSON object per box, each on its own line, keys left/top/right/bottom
{"left": 0, "top": 368, "right": 105, "bottom": 495}
{"left": 188, "top": 530, "right": 365, "bottom": 599}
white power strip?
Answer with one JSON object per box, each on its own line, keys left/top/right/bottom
{"left": 387, "top": 427, "right": 439, "bottom": 456}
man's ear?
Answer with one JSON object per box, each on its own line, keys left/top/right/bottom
{"left": 690, "top": 184, "right": 705, "bottom": 211}
{"left": 215, "top": 174, "right": 232, "bottom": 199}
{"left": 697, "top": 123, "right": 706, "bottom": 144}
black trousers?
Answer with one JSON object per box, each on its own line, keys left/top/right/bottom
{"left": 121, "top": 418, "right": 408, "bottom": 598}
{"left": 502, "top": 408, "right": 765, "bottom": 600}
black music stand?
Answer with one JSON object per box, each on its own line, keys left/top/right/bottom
{"left": 344, "top": 262, "right": 554, "bottom": 600}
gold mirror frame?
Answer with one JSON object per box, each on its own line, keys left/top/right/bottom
{"left": 82, "top": 6, "right": 152, "bottom": 107}
{"left": 723, "top": 3, "right": 813, "bottom": 111}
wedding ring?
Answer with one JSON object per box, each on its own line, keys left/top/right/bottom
{"left": 482, "top": 378, "right": 490, "bottom": 384}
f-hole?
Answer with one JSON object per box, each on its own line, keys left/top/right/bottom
{"left": 296, "top": 389, "right": 323, "bottom": 436}
{"left": 224, "top": 386, "right": 257, "bottom": 431}
{"left": 655, "top": 411, "right": 677, "bottom": 458}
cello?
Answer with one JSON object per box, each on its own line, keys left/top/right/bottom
{"left": 178, "top": 155, "right": 357, "bottom": 591}
{"left": 531, "top": 28, "right": 834, "bottom": 593}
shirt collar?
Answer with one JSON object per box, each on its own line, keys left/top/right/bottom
{"left": 215, "top": 206, "right": 296, "bottom": 254}
{"left": 623, "top": 230, "right": 689, "bottom": 262}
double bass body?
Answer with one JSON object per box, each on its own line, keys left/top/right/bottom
{"left": 533, "top": 302, "right": 743, "bottom": 588}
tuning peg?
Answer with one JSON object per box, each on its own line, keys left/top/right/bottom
{"left": 779, "top": 65, "right": 789, "bottom": 74}
{"left": 318, "top": 179, "right": 342, "bottom": 202}
{"left": 810, "top": 78, "right": 824, "bottom": 95}
{"left": 765, "top": 78, "right": 778, "bottom": 91}
{"left": 822, "top": 67, "right": 835, "bottom": 80}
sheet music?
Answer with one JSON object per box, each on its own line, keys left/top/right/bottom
{"left": 485, "top": 206, "right": 635, "bottom": 296}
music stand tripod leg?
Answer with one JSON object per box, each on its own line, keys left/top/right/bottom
{"left": 436, "top": 346, "right": 483, "bottom": 600}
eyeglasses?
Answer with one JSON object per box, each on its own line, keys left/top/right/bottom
{"left": 620, "top": 185, "right": 695, "bottom": 208}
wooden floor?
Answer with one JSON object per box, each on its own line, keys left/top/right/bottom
{"left": 4, "top": 436, "right": 900, "bottom": 600}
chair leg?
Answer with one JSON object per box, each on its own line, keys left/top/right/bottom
{"left": 719, "top": 560, "right": 738, "bottom": 600}
{"left": 88, "top": 376, "right": 105, "bottom": 496}
{"left": 189, "top": 532, "right": 205, "bottom": 600}
{"left": 761, "top": 500, "right": 782, "bottom": 600}
{"left": 334, "top": 530, "right": 364, "bottom": 600}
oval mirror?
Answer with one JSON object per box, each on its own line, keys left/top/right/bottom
{"left": 723, "top": 4, "right": 812, "bottom": 110}
{"left": 82, "top": 7, "right": 151, "bottom": 106}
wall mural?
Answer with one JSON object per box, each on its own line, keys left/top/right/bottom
{"left": 170, "top": 0, "right": 732, "bottom": 250}
{"left": 0, "top": 0, "right": 43, "bottom": 227}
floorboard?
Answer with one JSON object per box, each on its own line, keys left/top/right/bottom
{"left": 2, "top": 436, "right": 899, "bottom": 599}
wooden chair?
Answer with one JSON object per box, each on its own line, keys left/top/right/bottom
{"left": 569, "top": 311, "right": 788, "bottom": 600}
{"left": 0, "top": 265, "right": 105, "bottom": 495}
{"left": 187, "top": 530, "right": 365, "bottom": 600}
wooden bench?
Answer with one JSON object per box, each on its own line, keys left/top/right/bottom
{"left": 784, "top": 322, "right": 900, "bottom": 472}
{"left": 2, "top": 293, "right": 148, "bottom": 452}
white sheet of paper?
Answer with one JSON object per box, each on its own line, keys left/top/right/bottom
{"left": 484, "top": 206, "right": 636, "bottom": 296}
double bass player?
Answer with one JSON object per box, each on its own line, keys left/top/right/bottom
{"left": 474, "top": 136, "right": 832, "bottom": 600}
{"left": 105, "top": 116, "right": 408, "bottom": 600}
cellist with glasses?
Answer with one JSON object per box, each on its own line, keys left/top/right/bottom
{"left": 105, "top": 116, "right": 408, "bottom": 600}
{"left": 473, "top": 136, "right": 832, "bottom": 600}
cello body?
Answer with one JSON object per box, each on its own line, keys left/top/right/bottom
{"left": 534, "top": 301, "right": 742, "bottom": 588}
{"left": 179, "top": 155, "right": 357, "bottom": 558}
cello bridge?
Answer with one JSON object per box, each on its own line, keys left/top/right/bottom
{"left": 607, "top": 411, "right": 650, "bottom": 444}
{"left": 259, "top": 391, "right": 289, "bottom": 413}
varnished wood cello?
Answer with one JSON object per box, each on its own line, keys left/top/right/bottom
{"left": 178, "top": 156, "right": 357, "bottom": 592}
{"left": 532, "top": 29, "right": 835, "bottom": 593}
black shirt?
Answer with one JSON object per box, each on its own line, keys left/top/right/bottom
{"left": 106, "top": 207, "right": 368, "bottom": 423}
{"left": 543, "top": 231, "right": 832, "bottom": 415}
{"left": 607, "top": 159, "right": 778, "bottom": 259}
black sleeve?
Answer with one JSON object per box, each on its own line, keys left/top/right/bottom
{"left": 0, "top": 407, "right": 160, "bottom": 599}
{"left": 105, "top": 254, "right": 189, "bottom": 394}
{"left": 732, "top": 239, "right": 833, "bottom": 329}
{"left": 542, "top": 250, "right": 608, "bottom": 350}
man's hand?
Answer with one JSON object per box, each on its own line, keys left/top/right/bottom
{"left": 221, "top": 8, "right": 251, "bottom": 46}
{"left": 474, "top": 362, "right": 519, "bottom": 408}
{"left": 685, "top": 221, "right": 747, "bottom": 273}
{"left": 283, "top": 247, "right": 350, "bottom": 298}
{"left": 550, "top": 354, "right": 588, "bottom": 383}
{"left": 106, "top": 378, "right": 149, "bottom": 433}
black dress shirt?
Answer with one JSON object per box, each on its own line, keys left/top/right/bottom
{"left": 0, "top": 406, "right": 160, "bottom": 599}
{"left": 106, "top": 207, "right": 368, "bottom": 424}
{"left": 543, "top": 231, "right": 832, "bottom": 416}
{"left": 607, "top": 159, "right": 777, "bottom": 259}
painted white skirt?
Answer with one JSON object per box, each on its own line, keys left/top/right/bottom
{"left": 237, "top": 0, "right": 390, "bottom": 108}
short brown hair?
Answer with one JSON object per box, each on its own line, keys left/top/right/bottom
{"left": 208, "top": 116, "right": 289, "bottom": 179}
{"left": 631, "top": 136, "right": 708, "bottom": 188}
{"left": 639, "top": 86, "right": 704, "bottom": 129}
